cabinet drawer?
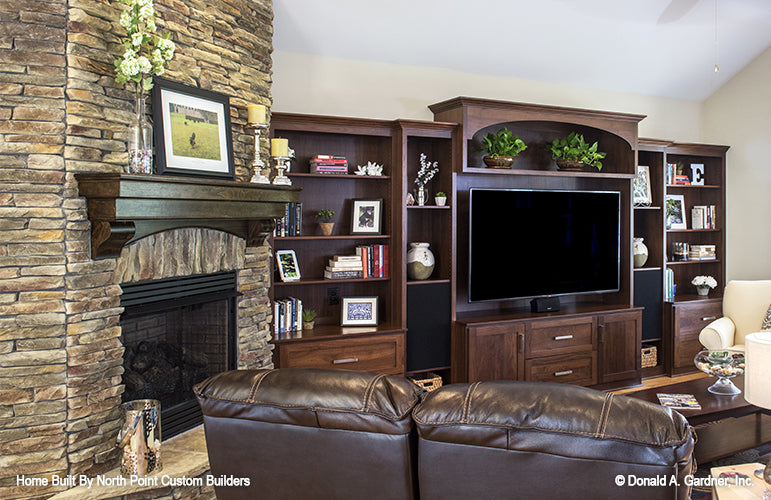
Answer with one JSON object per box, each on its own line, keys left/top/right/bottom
{"left": 525, "top": 352, "right": 597, "bottom": 386}
{"left": 525, "top": 318, "right": 595, "bottom": 357}
{"left": 675, "top": 301, "right": 722, "bottom": 333}
{"left": 673, "top": 331, "right": 704, "bottom": 370}
{"left": 280, "top": 334, "right": 404, "bottom": 375}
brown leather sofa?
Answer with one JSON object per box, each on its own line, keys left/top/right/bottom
{"left": 194, "top": 368, "right": 696, "bottom": 500}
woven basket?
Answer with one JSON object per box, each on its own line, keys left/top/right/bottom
{"left": 641, "top": 346, "right": 658, "bottom": 368}
{"left": 409, "top": 372, "right": 443, "bottom": 392}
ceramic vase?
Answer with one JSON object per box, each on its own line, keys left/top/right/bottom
{"left": 633, "top": 237, "right": 649, "bottom": 268}
{"left": 417, "top": 185, "right": 427, "bottom": 206}
{"left": 407, "top": 242, "right": 435, "bottom": 280}
{"left": 127, "top": 95, "right": 153, "bottom": 174}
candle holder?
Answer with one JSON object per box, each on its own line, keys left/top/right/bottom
{"left": 247, "top": 122, "right": 270, "bottom": 184}
{"left": 271, "top": 156, "right": 292, "bottom": 185}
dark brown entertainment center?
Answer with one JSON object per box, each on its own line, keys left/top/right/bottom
{"left": 268, "top": 97, "right": 727, "bottom": 391}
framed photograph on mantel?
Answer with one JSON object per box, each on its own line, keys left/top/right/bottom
{"left": 152, "top": 77, "right": 235, "bottom": 179}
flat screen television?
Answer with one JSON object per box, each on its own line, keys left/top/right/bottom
{"left": 469, "top": 188, "right": 621, "bottom": 302}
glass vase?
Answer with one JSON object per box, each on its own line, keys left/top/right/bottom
{"left": 128, "top": 95, "right": 153, "bottom": 174}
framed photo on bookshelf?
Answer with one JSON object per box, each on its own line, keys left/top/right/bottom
{"left": 152, "top": 77, "right": 235, "bottom": 179}
{"left": 341, "top": 296, "right": 378, "bottom": 326}
{"left": 633, "top": 165, "right": 653, "bottom": 206}
{"left": 665, "top": 194, "right": 687, "bottom": 230}
{"left": 276, "top": 249, "right": 301, "bottom": 282}
{"left": 350, "top": 199, "right": 382, "bottom": 235}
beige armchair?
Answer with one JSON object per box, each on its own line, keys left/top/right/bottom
{"left": 699, "top": 280, "right": 771, "bottom": 352}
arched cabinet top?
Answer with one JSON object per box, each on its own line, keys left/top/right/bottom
{"left": 429, "top": 97, "right": 645, "bottom": 177}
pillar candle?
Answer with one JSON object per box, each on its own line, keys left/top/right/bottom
{"left": 247, "top": 104, "right": 266, "bottom": 125}
{"left": 271, "top": 138, "right": 289, "bottom": 157}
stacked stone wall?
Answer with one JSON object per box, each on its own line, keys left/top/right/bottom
{"left": 0, "top": 0, "right": 274, "bottom": 497}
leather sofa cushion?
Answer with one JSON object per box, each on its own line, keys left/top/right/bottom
{"left": 194, "top": 367, "right": 421, "bottom": 435}
{"left": 413, "top": 380, "right": 694, "bottom": 465}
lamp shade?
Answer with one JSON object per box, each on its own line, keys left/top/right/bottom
{"left": 744, "top": 331, "right": 771, "bottom": 410}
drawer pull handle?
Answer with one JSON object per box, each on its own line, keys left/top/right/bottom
{"left": 554, "top": 370, "right": 573, "bottom": 377}
{"left": 554, "top": 335, "right": 573, "bottom": 341}
{"left": 333, "top": 357, "right": 359, "bottom": 365}
{"left": 701, "top": 316, "right": 717, "bottom": 322}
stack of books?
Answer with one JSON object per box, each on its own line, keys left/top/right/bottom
{"left": 665, "top": 268, "right": 675, "bottom": 301}
{"left": 691, "top": 205, "right": 716, "bottom": 229}
{"left": 325, "top": 255, "right": 363, "bottom": 279}
{"left": 356, "top": 244, "right": 389, "bottom": 279}
{"left": 310, "top": 155, "right": 349, "bottom": 174}
{"left": 274, "top": 297, "right": 302, "bottom": 334}
{"left": 275, "top": 202, "right": 302, "bottom": 237}
{"left": 666, "top": 163, "right": 692, "bottom": 185}
{"left": 689, "top": 244, "right": 716, "bottom": 261}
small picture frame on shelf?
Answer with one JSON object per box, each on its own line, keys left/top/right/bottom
{"left": 633, "top": 165, "right": 653, "bottom": 206}
{"left": 152, "top": 77, "right": 235, "bottom": 179}
{"left": 341, "top": 296, "right": 378, "bottom": 326}
{"left": 350, "top": 198, "right": 382, "bottom": 235}
{"left": 276, "top": 249, "right": 301, "bottom": 282}
{"left": 665, "top": 194, "right": 687, "bottom": 230}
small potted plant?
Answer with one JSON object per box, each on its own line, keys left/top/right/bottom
{"left": 692, "top": 275, "right": 717, "bottom": 297}
{"left": 546, "top": 132, "right": 606, "bottom": 171}
{"left": 435, "top": 191, "right": 447, "bottom": 206}
{"left": 480, "top": 128, "right": 527, "bottom": 168}
{"left": 302, "top": 309, "right": 317, "bottom": 329}
{"left": 316, "top": 209, "right": 335, "bottom": 236}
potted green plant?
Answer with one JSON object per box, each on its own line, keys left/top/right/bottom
{"left": 435, "top": 191, "right": 447, "bottom": 206}
{"left": 302, "top": 309, "right": 317, "bottom": 329}
{"left": 480, "top": 128, "right": 527, "bottom": 168}
{"left": 546, "top": 132, "right": 606, "bottom": 171}
{"left": 316, "top": 209, "right": 335, "bottom": 236}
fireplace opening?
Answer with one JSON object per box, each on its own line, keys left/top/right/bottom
{"left": 120, "top": 271, "right": 238, "bottom": 439}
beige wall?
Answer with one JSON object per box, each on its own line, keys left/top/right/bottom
{"left": 271, "top": 49, "right": 770, "bottom": 280}
{"left": 271, "top": 51, "right": 702, "bottom": 140}
{"left": 702, "top": 46, "right": 771, "bottom": 280}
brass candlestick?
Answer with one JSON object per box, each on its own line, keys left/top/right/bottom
{"left": 272, "top": 156, "right": 292, "bottom": 185}
{"left": 247, "top": 122, "right": 270, "bottom": 184}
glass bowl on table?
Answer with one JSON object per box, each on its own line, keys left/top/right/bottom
{"left": 693, "top": 349, "right": 745, "bottom": 395}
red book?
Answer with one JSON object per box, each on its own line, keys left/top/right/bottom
{"left": 373, "top": 245, "right": 381, "bottom": 278}
{"left": 382, "top": 244, "right": 389, "bottom": 278}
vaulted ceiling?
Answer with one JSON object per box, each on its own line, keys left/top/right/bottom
{"left": 273, "top": 0, "right": 771, "bottom": 101}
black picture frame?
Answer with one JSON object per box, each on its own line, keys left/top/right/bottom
{"left": 350, "top": 198, "right": 383, "bottom": 235}
{"left": 152, "top": 77, "right": 235, "bottom": 179}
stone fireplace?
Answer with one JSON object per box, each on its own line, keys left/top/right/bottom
{"left": 0, "top": 0, "right": 279, "bottom": 498}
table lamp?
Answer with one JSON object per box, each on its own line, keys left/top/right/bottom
{"left": 744, "top": 331, "right": 771, "bottom": 497}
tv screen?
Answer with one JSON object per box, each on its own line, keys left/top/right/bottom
{"left": 469, "top": 188, "right": 621, "bottom": 302}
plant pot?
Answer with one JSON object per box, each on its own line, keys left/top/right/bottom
{"left": 319, "top": 222, "right": 334, "bottom": 236}
{"left": 435, "top": 196, "right": 447, "bottom": 206}
{"left": 555, "top": 158, "right": 586, "bottom": 171}
{"left": 483, "top": 155, "right": 515, "bottom": 169}
{"left": 697, "top": 286, "right": 710, "bottom": 297}
{"left": 302, "top": 320, "right": 314, "bottom": 330}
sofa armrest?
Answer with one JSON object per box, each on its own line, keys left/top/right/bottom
{"left": 699, "top": 317, "right": 737, "bottom": 350}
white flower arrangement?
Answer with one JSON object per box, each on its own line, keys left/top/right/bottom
{"left": 415, "top": 153, "right": 438, "bottom": 187}
{"left": 691, "top": 275, "right": 718, "bottom": 289}
{"left": 114, "top": 0, "right": 175, "bottom": 94}
{"left": 355, "top": 161, "right": 384, "bottom": 176}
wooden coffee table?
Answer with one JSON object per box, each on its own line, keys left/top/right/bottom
{"left": 626, "top": 376, "right": 771, "bottom": 463}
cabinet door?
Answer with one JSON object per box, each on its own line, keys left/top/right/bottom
{"left": 468, "top": 323, "right": 523, "bottom": 382}
{"left": 598, "top": 310, "right": 642, "bottom": 384}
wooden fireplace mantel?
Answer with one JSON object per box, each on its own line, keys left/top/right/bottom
{"left": 75, "top": 173, "right": 301, "bottom": 259}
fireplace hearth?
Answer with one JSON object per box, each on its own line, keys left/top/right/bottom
{"left": 120, "top": 272, "right": 238, "bottom": 439}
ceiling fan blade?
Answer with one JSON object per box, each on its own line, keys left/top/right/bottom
{"left": 657, "top": 0, "right": 701, "bottom": 24}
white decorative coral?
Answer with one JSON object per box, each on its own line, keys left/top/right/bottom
{"left": 355, "top": 161, "right": 383, "bottom": 176}
{"left": 691, "top": 275, "right": 717, "bottom": 288}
